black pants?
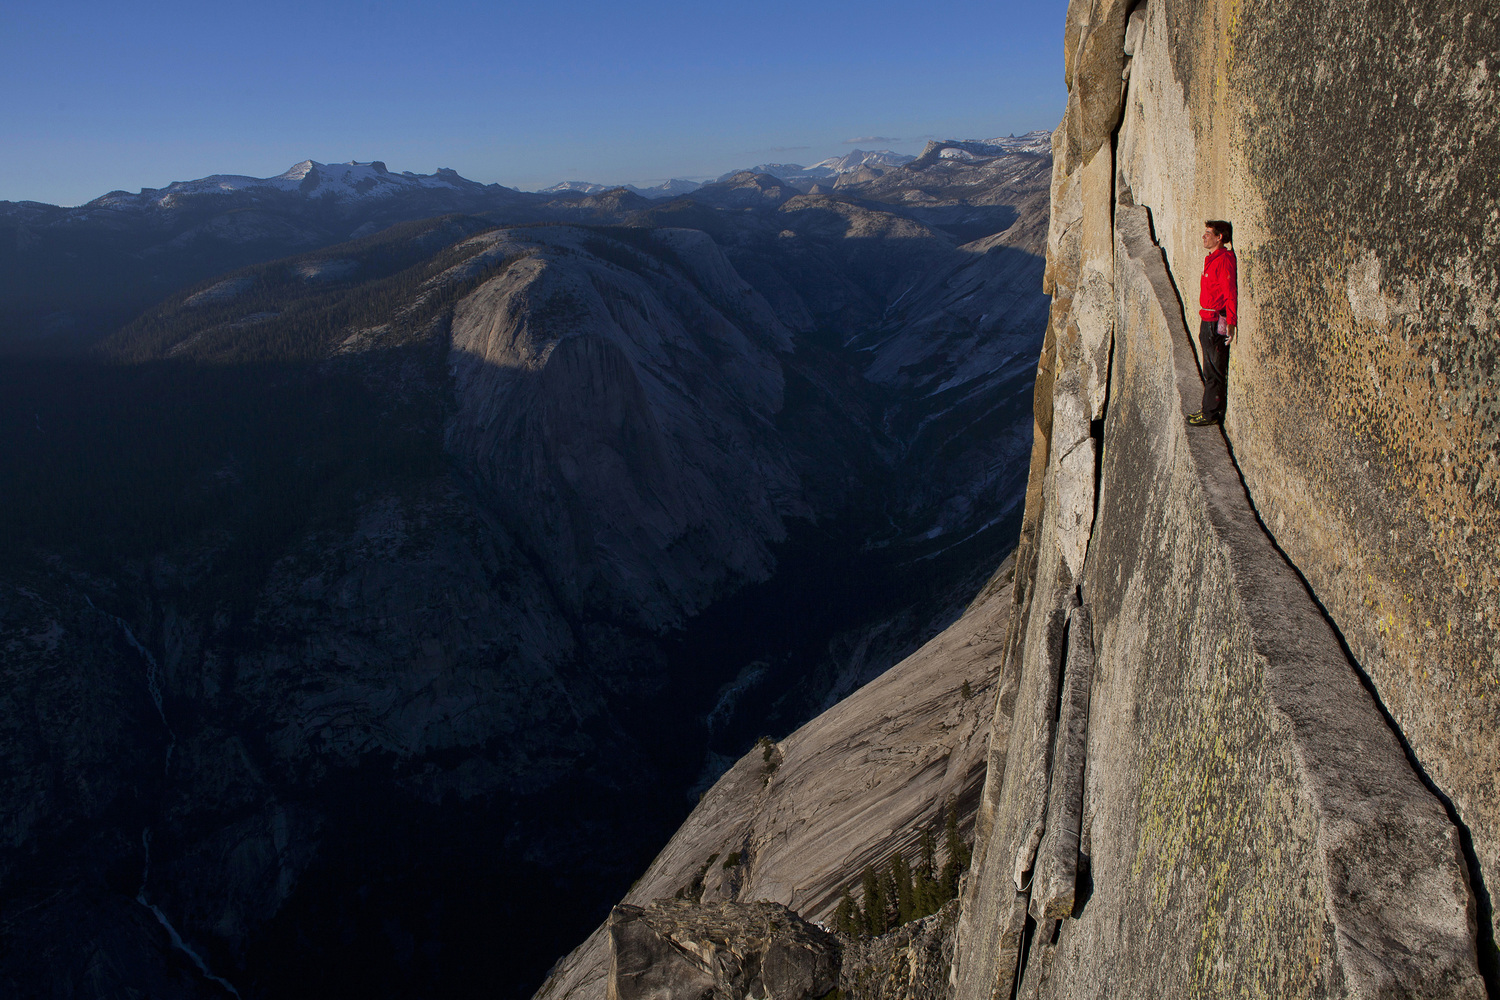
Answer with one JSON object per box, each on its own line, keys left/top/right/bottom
{"left": 1198, "top": 319, "right": 1229, "bottom": 417}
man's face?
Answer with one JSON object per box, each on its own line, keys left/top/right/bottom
{"left": 1202, "top": 227, "right": 1223, "bottom": 250}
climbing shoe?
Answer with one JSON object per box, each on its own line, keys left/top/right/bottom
{"left": 1186, "top": 410, "right": 1221, "bottom": 426}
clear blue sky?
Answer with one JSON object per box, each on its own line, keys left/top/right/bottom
{"left": 1, "top": 0, "right": 1070, "bottom": 206}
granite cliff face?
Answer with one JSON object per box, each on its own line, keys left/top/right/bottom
{"left": 951, "top": 0, "right": 1497, "bottom": 997}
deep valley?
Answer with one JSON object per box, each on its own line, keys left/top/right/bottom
{"left": 0, "top": 143, "right": 1050, "bottom": 998}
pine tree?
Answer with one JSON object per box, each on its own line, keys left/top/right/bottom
{"left": 939, "top": 855, "right": 961, "bottom": 901}
{"left": 835, "top": 889, "right": 862, "bottom": 937}
{"left": 881, "top": 861, "right": 900, "bottom": 925}
{"left": 893, "top": 853, "right": 915, "bottom": 924}
{"left": 939, "top": 799, "right": 971, "bottom": 901}
{"left": 919, "top": 872, "right": 939, "bottom": 917}
{"left": 861, "top": 865, "right": 887, "bottom": 936}
{"left": 888, "top": 822, "right": 930, "bottom": 920}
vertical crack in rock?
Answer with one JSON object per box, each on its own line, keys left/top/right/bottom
{"left": 1015, "top": 917, "right": 1061, "bottom": 1000}
{"left": 1116, "top": 198, "right": 1485, "bottom": 998}
{"left": 1029, "top": 604, "right": 1095, "bottom": 921}
{"left": 1221, "top": 432, "right": 1500, "bottom": 1000}
{"left": 1008, "top": 910, "right": 1038, "bottom": 1000}
{"left": 1058, "top": 0, "right": 1132, "bottom": 177}
{"left": 1011, "top": 601, "right": 1074, "bottom": 891}
{"left": 1051, "top": 429, "right": 1097, "bottom": 583}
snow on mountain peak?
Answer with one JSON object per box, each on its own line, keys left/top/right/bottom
{"left": 277, "top": 160, "right": 318, "bottom": 183}
{"left": 79, "top": 160, "right": 487, "bottom": 212}
{"left": 912, "top": 131, "right": 1054, "bottom": 167}
{"left": 808, "top": 149, "right": 915, "bottom": 173}
{"left": 976, "top": 131, "right": 1053, "bottom": 154}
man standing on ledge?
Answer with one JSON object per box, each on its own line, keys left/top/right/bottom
{"left": 1188, "top": 219, "right": 1237, "bottom": 426}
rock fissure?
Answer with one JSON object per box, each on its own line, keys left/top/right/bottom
{"left": 1222, "top": 422, "right": 1499, "bottom": 998}
{"left": 1009, "top": 912, "right": 1038, "bottom": 1000}
{"left": 1010, "top": 603, "right": 1072, "bottom": 894}
{"left": 1029, "top": 604, "right": 1094, "bottom": 922}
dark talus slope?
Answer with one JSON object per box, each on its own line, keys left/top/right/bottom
{"left": 0, "top": 147, "right": 1049, "bottom": 999}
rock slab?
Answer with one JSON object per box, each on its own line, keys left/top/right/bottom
{"left": 607, "top": 900, "right": 838, "bottom": 1000}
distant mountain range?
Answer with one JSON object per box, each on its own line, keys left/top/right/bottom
{"left": 0, "top": 133, "right": 1050, "bottom": 352}
{"left": 536, "top": 133, "right": 1051, "bottom": 199}
{"left": 542, "top": 177, "right": 706, "bottom": 199}
{"left": 5, "top": 133, "right": 1051, "bottom": 214}
{"left": 909, "top": 131, "right": 1054, "bottom": 167}
{"left": 80, "top": 159, "right": 507, "bottom": 211}
{"left": 538, "top": 150, "right": 917, "bottom": 200}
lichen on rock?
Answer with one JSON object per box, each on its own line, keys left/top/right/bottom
{"left": 953, "top": 0, "right": 1497, "bottom": 997}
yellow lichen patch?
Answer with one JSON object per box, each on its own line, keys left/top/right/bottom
{"left": 1224, "top": 250, "right": 1500, "bottom": 887}
{"left": 1129, "top": 580, "right": 1329, "bottom": 998}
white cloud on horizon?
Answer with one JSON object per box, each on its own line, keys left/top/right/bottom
{"left": 843, "top": 135, "right": 900, "bottom": 144}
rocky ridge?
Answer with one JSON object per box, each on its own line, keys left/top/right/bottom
{"left": 602, "top": 897, "right": 959, "bottom": 1000}
{"left": 837, "top": 902, "right": 958, "bottom": 1000}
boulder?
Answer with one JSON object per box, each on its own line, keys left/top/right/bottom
{"left": 607, "top": 900, "right": 839, "bottom": 1000}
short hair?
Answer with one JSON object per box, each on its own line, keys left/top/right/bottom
{"left": 1205, "top": 219, "right": 1233, "bottom": 246}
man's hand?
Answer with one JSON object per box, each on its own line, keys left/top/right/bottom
{"left": 1225, "top": 324, "right": 1237, "bottom": 344}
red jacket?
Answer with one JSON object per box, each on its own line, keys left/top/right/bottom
{"left": 1199, "top": 247, "right": 1237, "bottom": 326}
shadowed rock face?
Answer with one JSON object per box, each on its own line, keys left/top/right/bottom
{"left": 951, "top": 1, "right": 1495, "bottom": 998}
{"left": 446, "top": 226, "right": 801, "bottom": 631}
